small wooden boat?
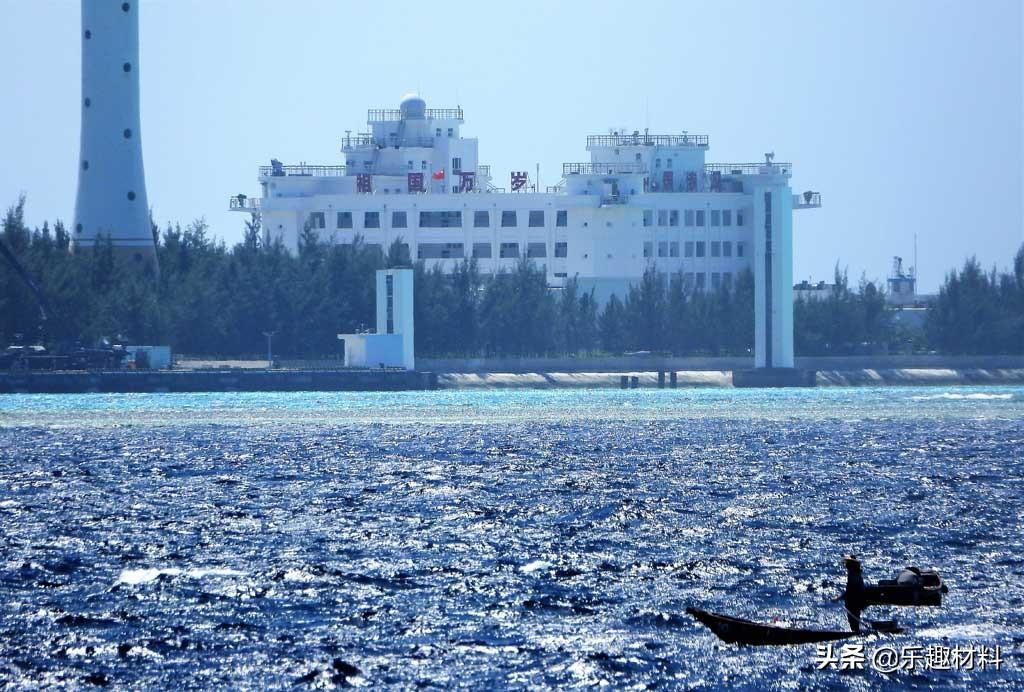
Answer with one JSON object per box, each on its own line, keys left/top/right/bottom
{"left": 686, "top": 607, "right": 856, "bottom": 646}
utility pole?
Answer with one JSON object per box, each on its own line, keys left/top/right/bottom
{"left": 263, "top": 331, "right": 276, "bottom": 369}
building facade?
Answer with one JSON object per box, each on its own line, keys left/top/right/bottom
{"left": 232, "top": 95, "right": 819, "bottom": 367}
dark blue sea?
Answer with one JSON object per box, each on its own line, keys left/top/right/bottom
{"left": 1, "top": 387, "right": 1022, "bottom": 689}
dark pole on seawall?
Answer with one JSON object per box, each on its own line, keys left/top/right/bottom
{"left": 263, "top": 331, "right": 276, "bottom": 369}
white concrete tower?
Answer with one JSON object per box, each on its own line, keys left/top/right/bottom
{"left": 753, "top": 179, "right": 795, "bottom": 368}
{"left": 73, "top": 0, "right": 155, "bottom": 266}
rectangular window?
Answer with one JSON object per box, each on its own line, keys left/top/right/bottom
{"left": 696, "top": 241, "right": 706, "bottom": 258}
{"left": 435, "top": 128, "right": 442, "bottom": 137}
{"left": 684, "top": 209, "right": 695, "bottom": 227}
{"left": 723, "top": 241, "right": 732, "bottom": 257}
{"left": 407, "top": 160, "right": 413, "bottom": 170}
{"left": 723, "top": 210, "right": 732, "bottom": 226}
{"left": 337, "top": 212, "right": 352, "bottom": 229}
{"left": 737, "top": 241, "right": 745, "bottom": 257}
{"left": 499, "top": 242, "right": 519, "bottom": 258}
{"left": 452, "top": 157, "right": 462, "bottom": 173}
{"left": 684, "top": 241, "right": 694, "bottom": 258}
{"left": 501, "top": 211, "right": 517, "bottom": 227}
{"left": 737, "top": 211, "right": 744, "bottom": 226}
{"left": 723, "top": 272, "right": 733, "bottom": 289}
{"left": 473, "top": 210, "right": 490, "bottom": 227}
{"left": 666, "top": 158, "right": 673, "bottom": 169}
{"left": 554, "top": 272, "right": 567, "bottom": 278}
{"left": 391, "top": 211, "right": 407, "bottom": 228}
{"left": 421, "top": 160, "right": 428, "bottom": 170}
{"left": 712, "top": 272, "right": 721, "bottom": 289}
{"left": 452, "top": 186, "right": 459, "bottom": 193}
{"left": 556, "top": 210, "right": 568, "bottom": 227}
{"left": 696, "top": 272, "right": 706, "bottom": 289}
{"left": 447, "top": 127, "right": 454, "bottom": 137}
{"left": 683, "top": 272, "right": 695, "bottom": 289}
{"left": 658, "top": 241, "right": 668, "bottom": 258}
{"left": 711, "top": 210, "right": 721, "bottom": 226}
{"left": 696, "top": 210, "right": 705, "bottom": 227}
{"left": 472, "top": 242, "right": 492, "bottom": 258}
{"left": 554, "top": 241, "right": 568, "bottom": 258}
{"left": 364, "top": 211, "right": 380, "bottom": 229}
{"left": 419, "top": 211, "right": 462, "bottom": 228}
{"left": 655, "top": 158, "right": 661, "bottom": 168}
{"left": 657, "top": 210, "right": 668, "bottom": 227}
{"left": 643, "top": 241, "right": 653, "bottom": 258}
{"left": 417, "top": 242, "right": 464, "bottom": 259}
{"left": 643, "top": 210, "right": 653, "bottom": 227}
{"left": 711, "top": 241, "right": 721, "bottom": 257}
{"left": 528, "top": 210, "right": 545, "bottom": 227}
{"left": 527, "top": 242, "right": 546, "bottom": 258}
{"left": 669, "top": 210, "right": 679, "bottom": 227}
{"left": 670, "top": 241, "right": 679, "bottom": 257}
{"left": 308, "top": 212, "right": 325, "bottom": 229}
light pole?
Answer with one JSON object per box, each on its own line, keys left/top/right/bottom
{"left": 262, "top": 331, "right": 276, "bottom": 368}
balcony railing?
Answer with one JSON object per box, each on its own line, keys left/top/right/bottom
{"left": 258, "top": 165, "right": 347, "bottom": 177}
{"left": 704, "top": 162, "right": 793, "bottom": 176}
{"left": 586, "top": 133, "right": 709, "bottom": 149}
{"left": 341, "top": 134, "right": 375, "bottom": 149}
{"left": 563, "top": 162, "right": 647, "bottom": 175}
{"left": 601, "top": 195, "right": 628, "bottom": 205}
{"left": 228, "top": 195, "right": 261, "bottom": 212}
{"left": 367, "top": 107, "right": 464, "bottom": 122}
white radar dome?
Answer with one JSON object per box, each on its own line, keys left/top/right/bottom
{"left": 399, "top": 94, "right": 426, "bottom": 120}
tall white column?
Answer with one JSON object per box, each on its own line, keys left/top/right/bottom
{"left": 73, "top": 0, "right": 156, "bottom": 266}
{"left": 752, "top": 182, "right": 794, "bottom": 368}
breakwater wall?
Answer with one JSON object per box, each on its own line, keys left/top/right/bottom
{"left": 0, "top": 369, "right": 433, "bottom": 394}
{"left": 422, "top": 354, "right": 1024, "bottom": 373}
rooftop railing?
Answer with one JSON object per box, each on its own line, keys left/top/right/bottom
{"left": 563, "top": 162, "right": 647, "bottom": 175}
{"left": 367, "top": 107, "right": 464, "bottom": 122}
{"left": 258, "top": 165, "right": 347, "bottom": 177}
{"left": 478, "top": 164, "right": 491, "bottom": 178}
{"left": 704, "top": 162, "right": 792, "bottom": 176}
{"left": 586, "top": 133, "right": 709, "bottom": 149}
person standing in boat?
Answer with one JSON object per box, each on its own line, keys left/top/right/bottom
{"left": 839, "top": 555, "right": 867, "bottom": 632}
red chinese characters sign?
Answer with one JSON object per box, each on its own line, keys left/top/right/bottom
{"left": 356, "top": 174, "right": 372, "bottom": 193}
{"left": 407, "top": 173, "right": 424, "bottom": 193}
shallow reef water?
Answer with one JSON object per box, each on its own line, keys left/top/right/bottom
{"left": 0, "top": 387, "right": 1022, "bottom": 689}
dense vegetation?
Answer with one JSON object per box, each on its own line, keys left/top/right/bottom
{"left": 1, "top": 197, "right": 1021, "bottom": 358}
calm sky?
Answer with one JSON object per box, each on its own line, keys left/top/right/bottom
{"left": 1, "top": 0, "right": 1021, "bottom": 291}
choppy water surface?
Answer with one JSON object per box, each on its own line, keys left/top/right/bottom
{"left": 1, "top": 387, "right": 1022, "bottom": 689}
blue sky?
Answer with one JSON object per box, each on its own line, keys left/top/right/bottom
{"left": 1, "top": 0, "right": 1021, "bottom": 291}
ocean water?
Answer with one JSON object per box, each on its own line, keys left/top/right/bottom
{"left": 0, "top": 387, "right": 1022, "bottom": 689}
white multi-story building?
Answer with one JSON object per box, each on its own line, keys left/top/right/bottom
{"left": 232, "top": 95, "right": 820, "bottom": 367}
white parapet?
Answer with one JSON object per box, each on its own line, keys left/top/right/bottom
{"left": 73, "top": 0, "right": 155, "bottom": 264}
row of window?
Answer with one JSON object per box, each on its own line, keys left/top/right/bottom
{"left": 642, "top": 209, "right": 744, "bottom": 228}
{"left": 311, "top": 209, "right": 572, "bottom": 230}
{"left": 643, "top": 240, "right": 745, "bottom": 259}
{"left": 415, "top": 241, "right": 571, "bottom": 260}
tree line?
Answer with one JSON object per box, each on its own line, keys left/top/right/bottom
{"left": 1, "top": 197, "right": 1021, "bottom": 358}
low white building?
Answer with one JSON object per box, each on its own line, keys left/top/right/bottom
{"left": 233, "top": 95, "right": 820, "bottom": 368}
{"left": 337, "top": 268, "right": 414, "bottom": 370}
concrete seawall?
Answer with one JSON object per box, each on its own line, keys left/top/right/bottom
{"left": 434, "top": 369, "right": 1024, "bottom": 389}
{"left": 0, "top": 369, "right": 432, "bottom": 394}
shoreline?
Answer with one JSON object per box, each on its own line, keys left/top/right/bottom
{"left": 0, "top": 367, "right": 1022, "bottom": 394}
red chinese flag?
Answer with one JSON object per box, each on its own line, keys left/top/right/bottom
{"left": 432, "top": 168, "right": 445, "bottom": 180}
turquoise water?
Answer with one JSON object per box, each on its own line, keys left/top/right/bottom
{"left": 1, "top": 386, "right": 1022, "bottom": 689}
{"left": 1, "top": 385, "right": 1022, "bottom": 427}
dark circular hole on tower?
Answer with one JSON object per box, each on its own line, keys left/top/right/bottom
{"left": 127, "top": 191, "right": 136, "bottom": 201}
{"left": 84, "top": 97, "right": 91, "bottom": 108}
{"left": 122, "top": 2, "right": 131, "bottom": 12}
{"left": 82, "top": 160, "right": 89, "bottom": 170}
{"left": 123, "top": 62, "right": 132, "bottom": 73}
{"left": 84, "top": 30, "right": 92, "bottom": 39}
{"left": 75, "top": 224, "right": 83, "bottom": 233}
{"left": 124, "top": 128, "right": 132, "bottom": 139}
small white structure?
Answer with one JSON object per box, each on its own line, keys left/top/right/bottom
{"left": 73, "top": 0, "right": 156, "bottom": 265}
{"left": 124, "top": 345, "right": 171, "bottom": 369}
{"left": 338, "top": 268, "right": 415, "bottom": 370}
